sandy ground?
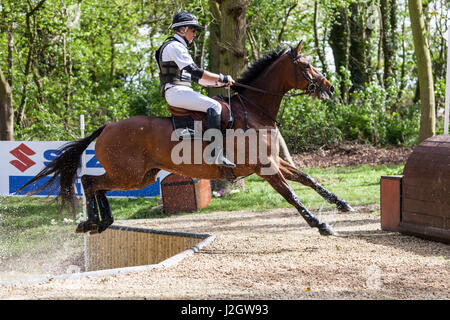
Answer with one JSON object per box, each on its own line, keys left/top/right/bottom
{"left": 0, "top": 204, "right": 448, "bottom": 300}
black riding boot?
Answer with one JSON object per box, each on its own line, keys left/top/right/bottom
{"left": 206, "top": 108, "right": 236, "bottom": 168}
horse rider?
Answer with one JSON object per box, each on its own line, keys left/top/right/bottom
{"left": 155, "top": 10, "right": 236, "bottom": 168}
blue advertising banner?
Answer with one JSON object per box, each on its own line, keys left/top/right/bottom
{"left": 0, "top": 141, "right": 163, "bottom": 198}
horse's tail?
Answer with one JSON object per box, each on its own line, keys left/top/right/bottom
{"left": 16, "top": 125, "right": 107, "bottom": 213}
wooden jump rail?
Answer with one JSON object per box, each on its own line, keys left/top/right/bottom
{"left": 0, "top": 225, "right": 215, "bottom": 286}
{"left": 87, "top": 225, "right": 211, "bottom": 271}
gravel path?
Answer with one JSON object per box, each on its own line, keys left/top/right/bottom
{"left": 1, "top": 205, "right": 448, "bottom": 300}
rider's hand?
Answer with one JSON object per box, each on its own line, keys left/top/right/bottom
{"left": 226, "top": 75, "right": 235, "bottom": 87}
{"left": 219, "top": 74, "right": 235, "bottom": 87}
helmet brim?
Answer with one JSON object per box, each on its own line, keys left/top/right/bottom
{"left": 191, "top": 25, "right": 205, "bottom": 30}
{"left": 171, "top": 22, "right": 205, "bottom": 30}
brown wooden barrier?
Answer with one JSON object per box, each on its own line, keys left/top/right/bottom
{"left": 398, "top": 134, "right": 450, "bottom": 243}
{"left": 161, "top": 174, "right": 211, "bottom": 214}
{"left": 87, "top": 225, "right": 207, "bottom": 271}
{"left": 380, "top": 175, "right": 402, "bottom": 232}
{"left": 381, "top": 135, "right": 450, "bottom": 243}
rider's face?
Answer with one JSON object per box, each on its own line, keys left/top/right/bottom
{"left": 182, "top": 27, "right": 196, "bottom": 44}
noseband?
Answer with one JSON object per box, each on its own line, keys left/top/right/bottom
{"left": 287, "top": 49, "right": 324, "bottom": 95}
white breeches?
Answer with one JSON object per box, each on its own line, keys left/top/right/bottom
{"left": 165, "top": 85, "right": 222, "bottom": 114}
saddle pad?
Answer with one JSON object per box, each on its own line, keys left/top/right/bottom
{"left": 169, "top": 95, "right": 234, "bottom": 140}
{"left": 171, "top": 116, "right": 200, "bottom": 140}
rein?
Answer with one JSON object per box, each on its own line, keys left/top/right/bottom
{"left": 233, "top": 82, "right": 303, "bottom": 130}
{"left": 230, "top": 48, "right": 327, "bottom": 130}
{"left": 233, "top": 82, "right": 307, "bottom": 98}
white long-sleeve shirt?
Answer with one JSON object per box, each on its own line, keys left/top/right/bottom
{"left": 160, "top": 34, "right": 195, "bottom": 91}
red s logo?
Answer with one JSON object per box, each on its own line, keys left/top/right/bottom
{"left": 9, "top": 143, "right": 36, "bottom": 172}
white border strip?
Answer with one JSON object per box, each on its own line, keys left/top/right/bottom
{"left": 0, "top": 234, "right": 215, "bottom": 286}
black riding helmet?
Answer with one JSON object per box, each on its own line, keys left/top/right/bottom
{"left": 171, "top": 11, "right": 205, "bottom": 30}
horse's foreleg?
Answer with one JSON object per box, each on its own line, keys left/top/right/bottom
{"left": 279, "top": 159, "right": 354, "bottom": 213}
{"left": 258, "top": 168, "right": 336, "bottom": 236}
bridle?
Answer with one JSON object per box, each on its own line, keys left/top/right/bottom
{"left": 287, "top": 48, "right": 326, "bottom": 96}
{"left": 232, "top": 47, "right": 328, "bottom": 129}
{"left": 234, "top": 47, "right": 326, "bottom": 96}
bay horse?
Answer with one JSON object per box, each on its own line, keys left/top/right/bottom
{"left": 18, "top": 41, "right": 353, "bottom": 236}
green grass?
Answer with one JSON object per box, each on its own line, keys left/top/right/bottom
{"left": 202, "top": 164, "right": 403, "bottom": 213}
{"left": 0, "top": 164, "right": 403, "bottom": 228}
{"left": 0, "top": 164, "right": 403, "bottom": 261}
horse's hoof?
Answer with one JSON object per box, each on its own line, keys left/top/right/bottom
{"left": 318, "top": 223, "right": 337, "bottom": 236}
{"left": 336, "top": 200, "right": 355, "bottom": 213}
{"left": 75, "top": 220, "right": 99, "bottom": 234}
{"left": 97, "top": 220, "right": 113, "bottom": 233}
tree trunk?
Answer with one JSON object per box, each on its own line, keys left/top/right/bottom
{"left": 348, "top": 3, "right": 367, "bottom": 92}
{"left": 17, "top": 46, "right": 33, "bottom": 127}
{"left": 395, "top": 9, "right": 407, "bottom": 109}
{"left": 208, "top": 0, "right": 222, "bottom": 98}
{"left": 110, "top": 33, "right": 115, "bottom": 79}
{"left": 0, "top": 68, "right": 14, "bottom": 140}
{"left": 219, "top": 0, "right": 246, "bottom": 77}
{"left": 313, "top": 1, "right": 328, "bottom": 75}
{"left": 329, "top": 7, "right": 350, "bottom": 103}
{"left": 32, "top": 60, "right": 44, "bottom": 104}
{"left": 376, "top": 6, "right": 384, "bottom": 88}
{"left": 210, "top": 0, "right": 247, "bottom": 193}
{"left": 7, "top": 22, "right": 15, "bottom": 87}
{"left": 408, "top": 0, "right": 435, "bottom": 142}
{"left": 380, "top": 0, "right": 397, "bottom": 86}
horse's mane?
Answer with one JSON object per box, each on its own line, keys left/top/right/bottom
{"left": 232, "top": 47, "right": 289, "bottom": 93}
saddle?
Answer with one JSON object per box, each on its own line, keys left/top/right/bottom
{"left": 169, "top": 95, "right": 234, "bottom": 140}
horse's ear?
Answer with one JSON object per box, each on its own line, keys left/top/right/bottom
{"left": 296, "top": 40, "right": 303, "bottom": 53}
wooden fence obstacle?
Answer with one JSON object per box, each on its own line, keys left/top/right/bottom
{"left": 87, "top": 225, "right": 210, "bottom": 271}
{"left": 381, "top": 134, "right": 450, "bottom": 243}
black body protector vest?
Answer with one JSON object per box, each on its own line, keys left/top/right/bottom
{"left": 155, "top": 37, "right": 192, "bottom": 97}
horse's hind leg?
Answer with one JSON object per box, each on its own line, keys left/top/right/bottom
{"left": 75, "top": 174, "right": 101, "bottom": 234}
{"left": 258, "top": 168, "right": 336, "bottom": 236}
{"left": 95, "top": 190, "right": 114, "bottom": 233}
{"left": 279, "top": 159, "right": 354, "bottom": 212}
{"left": 76, "top": 175, "right": 117, "bottom": 234}
{"left": 75, "top": 169, "right": 160, "bottom": 234}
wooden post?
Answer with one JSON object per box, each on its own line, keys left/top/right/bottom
{"left": 380, "top": 176, "right": 402, "bottom": 232}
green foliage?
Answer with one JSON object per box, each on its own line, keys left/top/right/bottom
{"left": 0, "top": 0, "right": 447, "bottom": 144}
{"left": 279, "top": 77, "right": 420, "bottom": 152}
{"left": 0, "top": 0, "right": 199, "bottom": 140}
